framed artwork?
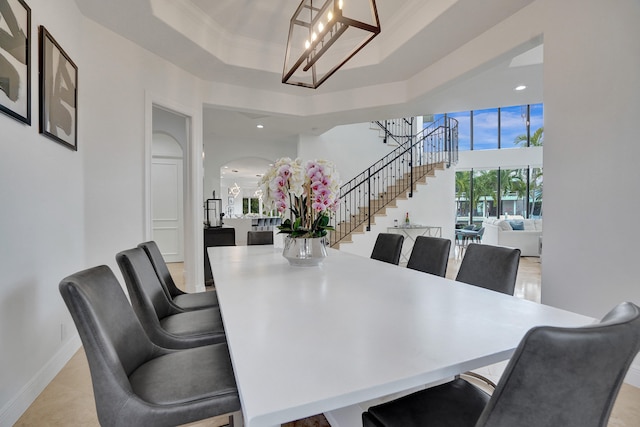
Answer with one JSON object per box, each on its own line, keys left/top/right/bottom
{"left": 0, "top": 0, "right": 31, "bottom": 124}
{"left": 39, "top": 25, "right": 77, "bottom": 150}
{"left": 228, "top": 196, "right": 234, "bottom": 205}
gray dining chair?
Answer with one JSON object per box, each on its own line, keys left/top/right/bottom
{"left": 363, "top": 301, "right": 640, "bottom": 427}
{"left": 472, "top": 226, "right": 485, "bottom": 243}
{"left": 455, "top": 243, "right": 520, "bottom": 295}
{"left": 138, "top": 241, "right": 219, "bottom": 310}
{"left": 247, "top": 230, "right": 274, "bottom": 245}
{"left": 59, "top": 265, "right": 240, "bottom": 427}
{"left": 454, "top": 243, "right": 521, "bottom": 387}
{"left": 116, "top": 247, "right": 226, "bottom": 349}
{"left": 406, "top": 236, "right": 451, "bottom": 277}
{"left": 370, "top": 233, "right": 404, "bottom": 265}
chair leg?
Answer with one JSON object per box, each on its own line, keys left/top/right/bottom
{"left": 228, "top": 411, "right": 244, "bottom": 427}
{"left": 216, "top": 413, "right": 235, "bottom": 427}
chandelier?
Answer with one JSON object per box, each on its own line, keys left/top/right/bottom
{"left": 282, "top": 0, "right": 381, "bottom": 89}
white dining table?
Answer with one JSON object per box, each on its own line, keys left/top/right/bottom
{"left": 208, "top": 246, "right": 593, "bottom": 427}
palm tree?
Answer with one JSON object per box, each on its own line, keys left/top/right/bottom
{"left": 469, "top": 169, "right": 527, "bottom": 219}
{"left": 529, "top": 167, "right": 543, "bottom": 217}
{"left": 514, "top": 126, "right": 544, "bottom": 147}
{"left": 472, "top": 171, "right": 496, "bottom": 218}
{"left": 455, "top": 171, "right": 471, "bottom": 222}
{"left": 513, "top": 127, "right": 544, "bottom": 217}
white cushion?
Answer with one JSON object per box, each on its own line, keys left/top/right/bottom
{"left": 498, "top": 221, "right": 513, "bottom": 231}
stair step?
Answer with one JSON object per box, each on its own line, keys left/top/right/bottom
{"left": 336, "top": 222, "right": 367, "bottom": 233}
{"left": 358, "top": 203, "right": 388, "bottom": 213}
{"left": 346, "top": 215, "right": 376, "bottom": 224}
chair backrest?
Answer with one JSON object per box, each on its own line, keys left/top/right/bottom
{"left": 247, "top": 230, "right": 274, "bottom": 245}
{"left": 59, "top": 266, "right": 163, "bottom": 425}
{"left": 406, "top": 236, "right": 451, "bottom": 277}
{"left": 138, "top": 241, "right": 184, "bottom": 299}
{"left": 455, "top": 243, "right": 520, "bottom": 295}
{"left": 477, "top": 302, "right": 640, "bottom": 427}
{"left": 116, "top": 247, "right": 179, "bottom": 325}
{"left": 370, "top": 233, "right": 404, "bottom": 265}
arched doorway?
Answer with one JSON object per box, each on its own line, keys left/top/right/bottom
{"left": 220, "top": 157, "right": 272, "bottom": 218}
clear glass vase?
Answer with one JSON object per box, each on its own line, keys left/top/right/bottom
{"left": 282, "top": 236, "right": 328, "bottom": 267}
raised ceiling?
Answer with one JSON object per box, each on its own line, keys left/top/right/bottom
{"left": 74, "top": 0, "right": 543, "bottom": 142}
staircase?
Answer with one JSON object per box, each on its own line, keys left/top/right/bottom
{"left": 329, "top": 116, "right": 458, "bottom": 248}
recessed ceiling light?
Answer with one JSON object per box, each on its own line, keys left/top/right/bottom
{"left": 256, "top": 124, "right": 264, "bottom": 129}
{"left": 515, "top": 85, "right": 527, "bottom": 91}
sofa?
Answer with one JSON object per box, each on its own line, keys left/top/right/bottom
{"left": 481, "top": 217, "right": 542, "bottom": 257}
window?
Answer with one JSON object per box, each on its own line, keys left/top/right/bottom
{"left": 242, "top": 197, "right": 260, "bottom": 214}
{"left": 500, "top": 168, "right": 527, "bottom": 216}
{"left": 473, "top": 169, "right": 498, "bottom": 223}
{"left": 436, "top": 103, "right": 543, "bottom": 150}
{"left": 529, "top": 167, "right": 543, "bottom": 218}
{"left": 444, "top": 103, "right": 543, "bottom": 222}
{"left": 457, "top": 167, "right": 542, "bottom": 223}
{"left": 529, "top": 103, "right": 544, "bottom": 146}
{"left": 455, "top": 171, "right": 471, "bottom": 225}
{"left": 472, "top": 108, "right": 498, "bottom": 150}
{"left": 500, "top": 105, "right": 529, "bottom": 149}
{"left": 448, "top": 111, "right": 471, "bottom": 151}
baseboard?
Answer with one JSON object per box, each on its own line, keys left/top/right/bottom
{"left": 0, "top": 334, "right": 81, "bottom": 427}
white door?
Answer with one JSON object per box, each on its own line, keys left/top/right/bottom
{"left": 152, "top": 157, "right": 184, "bottom": 262}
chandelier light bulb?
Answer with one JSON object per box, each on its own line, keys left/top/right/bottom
{"left": 339, "top": 0, "right": 343, "bottom": 9}
{"left": 328, "top": 10, "right": 333, "bottom": 21}
{"left": 305, "top": 40, "right": 311, "bottom": 49}
{"left": 318, "top": 22, "right": 324, "bottom": 32}
{"left": 311, "top": 32, "right": 317, "bottom": 41}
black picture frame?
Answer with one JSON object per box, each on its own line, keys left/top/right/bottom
{"left": 39, "top": 25, "right": 77, "bottom": 151}
{"left": 0, "top": 0, "right": 31, "bottom": 124}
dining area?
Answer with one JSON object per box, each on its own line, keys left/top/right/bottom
{"left": 52, "top": 235, "right": 640, "bottom": 427}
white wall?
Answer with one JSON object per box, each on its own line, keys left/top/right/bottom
{"left": 298, "top": 122, "right": 394, "bottom": 182}
{"left": 0, "top": 1, "right": 85, "bottom": 423}
{"left": 0, "top": 1, "right": 209, "bottom": 423}
{"left": 542, "top": 0, "right": 640, "bottom": 382}
{"left": 542, "top": 0, "right": 640, "bottom": 317}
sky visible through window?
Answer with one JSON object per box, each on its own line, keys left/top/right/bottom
{"left": 427, "top": 104, "right": 543, "bottom": 151}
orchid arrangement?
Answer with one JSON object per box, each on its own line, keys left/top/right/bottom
{"left": 259, "top": 157, "right": 340, "bottom": 238}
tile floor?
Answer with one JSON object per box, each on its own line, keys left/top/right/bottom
{"left": 14, "top": 252, "right": 640, "bottom": 426}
